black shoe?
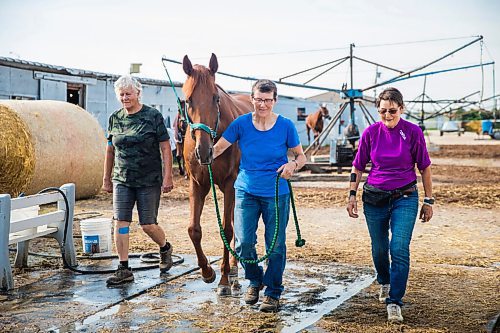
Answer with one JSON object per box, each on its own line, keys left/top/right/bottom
{"left": 244, "top": 285, "right": 263, "bottom": 305}
{"left": 159, "top": 244, "right": 173, "bottom": 272}
{"left": 106, "top": 266, "right": 134, "bottom": 285}
{"left": 259, "top": 296, "right": 280, "bottom": 312}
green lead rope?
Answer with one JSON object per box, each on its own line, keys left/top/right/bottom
{"left": 208, "top": 165, "right": 305, "bottom": 264}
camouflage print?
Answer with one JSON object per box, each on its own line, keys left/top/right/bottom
{"left": 107, "top": 105, "right": 169, "bottom": 187}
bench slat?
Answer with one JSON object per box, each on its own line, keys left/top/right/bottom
{"left": 11, "top": 192, "right": 62, "bottom": 210}
{"left": 8, "top": 227, "right": 59, "bottom": 245}
{"left": 9, "top": 211, "right": 66, "bottom": 233}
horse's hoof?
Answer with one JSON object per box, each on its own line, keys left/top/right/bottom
{"left": 217, "top": 284, "right": 232, "bottom": 296}
{"left": 231, "top": 279, "right": 242, "bottom": 294}
{"left": 202, "top": 267, "right": 216, "bottom": 284}
{"left": 229, "top": 266, "right": 238, "bottom": 277}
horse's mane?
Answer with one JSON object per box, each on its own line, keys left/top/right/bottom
{"left": 182, "top": 65, "right": 217, "bottom": 99}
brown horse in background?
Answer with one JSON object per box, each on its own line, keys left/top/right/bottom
{"left": 306, "top": 105, "right": 331, "bottom": 147}
{"left": 182, "top": 53, "right": 253, "bottom": 295}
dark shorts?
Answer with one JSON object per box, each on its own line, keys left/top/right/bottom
{"left": 113, "top": 183, "right": 161, "bottom": 225}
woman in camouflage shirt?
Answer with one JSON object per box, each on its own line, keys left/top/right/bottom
{"left": 102, "top": 75, "right": 174, "bottom": 285}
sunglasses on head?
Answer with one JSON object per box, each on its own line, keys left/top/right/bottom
{"left": 378, "top": 108, "right": 399, "bottom": 115}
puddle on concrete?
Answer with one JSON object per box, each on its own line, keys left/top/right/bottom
{"left": 1, "top": 256, "right": 374, "bottom": 332}
{"left": 0, "top": 255, "right": 209, "bottom": 332}
{"left": 69, "top": 261, "right": 374, "bottom": 332}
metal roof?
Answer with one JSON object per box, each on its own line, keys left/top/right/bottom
{"left": 0, "top": 56, "right": 182, "bottom": 87}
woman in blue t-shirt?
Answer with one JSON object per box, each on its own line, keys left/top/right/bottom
{"left": 347, "top": 87, "right": 434, "bottom": 323}
{"left": 213, "top": 79, "right": 306, "bottom": 312}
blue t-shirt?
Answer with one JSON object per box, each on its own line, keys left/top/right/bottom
{"left": 222, "top": 113, "right": 300, "bottom": 197}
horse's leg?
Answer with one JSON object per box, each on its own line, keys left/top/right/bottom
{"left": 306, "top": 126, "right": 311, "bottom": 145}
{"left": 176, "top": 143, "right": 185, "bottom": 176}
{"left": 216, "top": 183, "right": 236, "bottom": 296}
{"left": 188, "top": 181, "right": 216, "bottom": 284}
{"left": 229, "top": 203, "right": 241, "bottom": 293}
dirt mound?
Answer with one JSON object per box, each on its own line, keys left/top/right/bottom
{"left": 430, "top": 144, "right": 500, "bottom": 159}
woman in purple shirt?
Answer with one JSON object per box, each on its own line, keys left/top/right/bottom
{"left": 346, "top": 87, "right": 434, "bottom": 323}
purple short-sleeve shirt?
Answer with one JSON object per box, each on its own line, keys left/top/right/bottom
{"left": 352, "top": 119, "right": 431, "bottom": 191}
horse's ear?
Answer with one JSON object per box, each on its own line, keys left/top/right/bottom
{"left": 183, "top": 55, "right": 193, "bottom": 76}
{"left": 209, "top": 53, "right": 218, "bottom": 74}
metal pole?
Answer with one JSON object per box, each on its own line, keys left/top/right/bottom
{"left": 161, "top": 57, "right": 343, "bottom": 93}
{"left": 493, "top": 64, "right": 497, "bottom": 122}
{"left": 420, "top": 76, "right": 427, "bottom": 127}
{"left": 349, "top": 44, "right": 356, "bottom": 125}
{"left": 279, "top": 56, "right": 348, "bottom": 81}
{"left": 362, "top": 35, "right": 484, "bottom": 92}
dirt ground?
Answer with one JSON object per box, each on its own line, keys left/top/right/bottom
{"left": 7, "top": 138, "right": 500, "bottom": 332}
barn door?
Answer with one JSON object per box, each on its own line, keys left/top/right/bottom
{"left": 40, "top": 79, "right": 66, "bottom": 101}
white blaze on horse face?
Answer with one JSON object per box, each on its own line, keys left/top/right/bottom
{"left": 378, "top": 100, "right": 402, "bottom": 129}
{"left": 252, "top": 91, "right": 275, "bottom": 120}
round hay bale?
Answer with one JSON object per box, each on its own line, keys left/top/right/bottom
{"left": 0, "top": 100, "right": 106, "bottom": 199}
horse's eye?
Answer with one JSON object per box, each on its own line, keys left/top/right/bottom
{"left": 214, "top": 95, "right": 220, "bottom": 104}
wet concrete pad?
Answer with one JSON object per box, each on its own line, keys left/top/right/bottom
{"left": 0, "top": 254, "right": 212, "bottom": 332}
{"left": 68, "top": 260, "right": 375, "bottom": 332}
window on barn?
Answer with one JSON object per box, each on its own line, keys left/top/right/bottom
{"left": 67, "top": 83, "right": 85, "bottom": 108}
{"left": 297, "top": 107, "right": 307, "bottom": 121}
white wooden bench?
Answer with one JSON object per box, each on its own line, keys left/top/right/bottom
{"left": 0, "top": 183, "right": 77, "bottom": 290}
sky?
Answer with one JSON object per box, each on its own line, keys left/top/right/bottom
{"left": 1, "top": 0, "right": 499, "bottom": 111}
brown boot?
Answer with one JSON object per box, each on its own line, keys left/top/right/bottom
{"left": 159, "top": 243, "right": 173, "bottom": 272}
{"left": 259, "top": 296, "right": 280, "bottom": 312}
{"left": 244, "top": 285, "right": 263, "bottom": 305}
{"left": 106, "top": 265, "right": 134, "bottom": 285}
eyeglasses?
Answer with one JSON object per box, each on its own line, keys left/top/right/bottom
{"left": 252, "top": 98, "right": 274, "bottom": 105}
{"left": 378, "top": 108, "right": 399, "bottom": 115}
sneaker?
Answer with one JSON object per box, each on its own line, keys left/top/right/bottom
{"left": 387, "top": 304, "right": 404, "bottom": 323}
{"left": 244, "top": 285, "right": 263, "bottom": 305}
{"left": 159, "top": 243, "right": 173, "bottom": 272}
{"left": 379, "top": 284, "right": 390, "bottom": 303}
{"left": 106, "top": 265, "right": 134, "bottom": 285}
{"left": 259, "top": 296, "right": 280, "bottom": 313}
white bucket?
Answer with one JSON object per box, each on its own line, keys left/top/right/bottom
{"left": 80, "top": 218, "right": 113, "bottom": 255}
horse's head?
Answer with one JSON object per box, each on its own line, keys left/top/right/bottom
{"left": 182, "top": 53, "right": 220, "bottom": 165}
{"left": 320, "top": 105, "right": 331, "bottom": 120}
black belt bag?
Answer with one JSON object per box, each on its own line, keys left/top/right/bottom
{"left": 362, "top": 181, "right": 417, "bottom": 207}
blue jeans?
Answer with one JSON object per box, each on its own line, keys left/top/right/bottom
{"left": 234, "top": 189, "right": 290, "bottom": 300}
{"left": 363, "top": 191, "right": 418, "bottom": 306}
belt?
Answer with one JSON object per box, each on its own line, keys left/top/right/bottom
{"left": 391, "top": 185, "right": 417, "bottom": 199}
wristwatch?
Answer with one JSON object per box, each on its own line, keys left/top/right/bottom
{"left": 423, "top": 197, "right": 435, "bottom": 205}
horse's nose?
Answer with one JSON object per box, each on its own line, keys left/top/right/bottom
{"left": 195, "top": 146, "right": 214, "bottom": 165}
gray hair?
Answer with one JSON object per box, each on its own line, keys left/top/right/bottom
{"left": 114, "top": 75, "right": 142, "bottom": 102}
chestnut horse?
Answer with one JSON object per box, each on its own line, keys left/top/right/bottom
{"left": 305, "top": 105, "right": 331, "bottom": 147}
{"left": 182, "top": 53, "right": 253, "bottom": 295}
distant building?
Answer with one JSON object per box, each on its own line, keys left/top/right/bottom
{"left": 0, "top": 56, "right": 184, "bottom": 130}
{"left": 1, "top": 57, "right": 342, "bottom": 144}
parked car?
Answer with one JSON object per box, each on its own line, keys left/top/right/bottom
{"left": 440, "top": 121, "right": 465, "bottom": 136}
